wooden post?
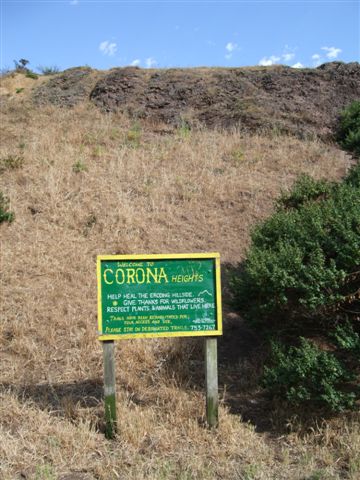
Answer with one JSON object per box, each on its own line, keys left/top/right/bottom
{"left": 103, "top": 340, "right": 117, "bottom": 439}
{"left": 205, "top": 337, "right": 219, "bottom": 428}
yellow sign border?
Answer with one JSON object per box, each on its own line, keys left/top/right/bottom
{"left": 97, "top": 253, "right": 222, "bottom": 341}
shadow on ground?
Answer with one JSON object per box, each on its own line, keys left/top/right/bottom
{"left": 0, "top": 263, "right": 273, "bottom": 434}
{"left": 161, "top": 262, "right": 275, "bottom": 432}
{"left": 0, "top": 379, "right": 103, "bottom": 426}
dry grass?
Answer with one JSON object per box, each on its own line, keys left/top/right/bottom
{"left": 0, "top": 95, "right": 358, "bottom": 480}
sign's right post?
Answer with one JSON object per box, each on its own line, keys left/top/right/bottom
{"left": 205, "top": 336, "right": 218, "bottom": 428}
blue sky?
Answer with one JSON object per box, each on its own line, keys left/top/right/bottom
{"left": 1, "top": 1, "right": 359, "bottom": 72}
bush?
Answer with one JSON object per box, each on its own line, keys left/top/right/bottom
{"left": 14, "top": 58, "right": 29, "bottom": 71}
{"left": 233, "top": 164, "right": 360, "bottom": 411}
{"left": 25, "top": 70, "right": 38, "bottom": 80}
{"left": 263, "top": 338, "right": 355, "bottom": 412}
{"left": 337, "top": 101, "right": 360, "bottom": 158}
{"left": 275, "top": 174, "right": 332, "bottom": 211}
{"left": 0, "top": 192, "right": 14, "bottom": 223}
{"left": 332, "top": 322, "right": 360, "bottom": 353}
{"left": 13, "top": 58, "right": 39, "bottom": 79}
{"left": 234, "top": 163, "right": 360, "bottom": 326}
{"left": 37, "top": 65, "right": 60, "bottom": 76}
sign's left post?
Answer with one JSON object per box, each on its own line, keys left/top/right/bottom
{"left": 102, "top": 340, "right": 117, "bottom": 439}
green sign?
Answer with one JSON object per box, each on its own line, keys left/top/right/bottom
{"left": 97, "top": 253, "right": 222, "bottom": 340}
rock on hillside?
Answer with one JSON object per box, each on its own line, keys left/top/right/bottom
{"left": 89, "top": 62, "right": 360, "bottom": 139}
{"left": 32, "top": 67, "right": 97, "bottom": 107}
{"left": 33, "top": 62, "right": 360, "bottom": 139}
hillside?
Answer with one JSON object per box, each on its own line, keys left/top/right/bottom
{"left": 2, "top": 61, "right": 360, "bottom": 139}
{"left": 0, "top": 66, "right": 359, "bottom": 480}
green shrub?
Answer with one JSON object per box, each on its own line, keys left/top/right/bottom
{"left": 25, "top": 70, "right": 38, "bottom": 80}
{"left": 332, "top": 322, "right": 360, "bottom": 353}
{"left": 0, "top": 192, "right": 14, "bottom": 223}
{"left": 276, "top": 174, "right": 332, "bottom": 211}
{"left": 37, "top": 65, "right": 60, "bottom": 75}
{"left": 263, "top": 338, "right": 355, "bottom": 411}
{"left": 234, "top": 163, "right": 360, "bottom": 325}
{"left": 233, "top": 164, "right": 360, "bottom": 412}
{"left": 337, "top": 101, "right": 360, "bottom": 158}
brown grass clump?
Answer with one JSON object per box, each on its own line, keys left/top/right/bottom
{"left": 0, "top": 97, "right": 358, "bottom": 479}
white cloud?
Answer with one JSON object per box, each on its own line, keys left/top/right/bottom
{"left": 321, "top": 46, "right": 342, "bottom": 59}
{"left": 292, "top": 62, "right": 304, "bottom": 69}
{"left": 281, "top": 45, "right": 297, "bottom": 64}
{"left": 145, "top": 57, "right": 157, "bottom": 68}
{"left": 226, "top": 42, "right": 237, "bottom": 52}
{"left": 259, "top": 55, "right": 281, "bottom": 66}
{"left": 282, "top": 52, "right": 295, "bottom": 62}
{"left": 99, "top": 41, "right": 117, "bottom": 56}
{"left": 130, "top": 59, "right": 140, "bottom": 67}
{"left": 225, "top": 42, "right": 239, "bottom": 60}
{"left": 311, "top": 53, "right": 322, "bottom": 67}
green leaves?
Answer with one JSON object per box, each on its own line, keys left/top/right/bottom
{"left": 233, "top": 163, "right": 360, "bottom": 412}
{"left": 0, "top": 192, "right": 14, "bottom": 223}
{"left": 337, "top": 101, "right": 360, "bottom": 158}
{"left": 263, "top": 338, "right": 355, "bottom": 412}
{"left": 236, "top": 164, "right": 360, "bottom": 324}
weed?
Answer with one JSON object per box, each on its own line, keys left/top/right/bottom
{"left": 25, "top": 70, "right": 39, "bottom": 80}
{"left": 126, "top": 123, "right": 141, "bottom": 147}
{"left": 109, "top": 128, "right": 121, "bottom": 140}
{"left": 35, "top": 463, "right": 56, "bottom": 480}
{"left": 72, "top": 160, "right": 87, "bottom": 173}
{"left": 305, "top": 470, "right": 329, "bottom": 480}
{"left": 83, "top": 213, "right": 97, "bottom": 236}
{"left": 82, "top": 132, "right": 97, "bottom": 146}
{"left": 37, "top": 65, "right": 60, "bottom": 75}
{"left": 0, "top": 154, "right": 24, "bottom": 173}
{"left": 349, "top": 456, "right": 360, "bottom": 477}
{"left": 15, "top": 87, "right": 24, "bottom": 94}
{"left": 91, "top": 145, "right": 102, "bottom": 158}
{"left": 230, "top": 148, "right": 244, "bottom": 165}
{"left": 241, "top": 463, "right": 259, "bottom": 479}
{"left": 0, "top": 192, "right": 14, "bottom": 223}
{"left": 178, "top": 119, "right": 191, "bottom": 139}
